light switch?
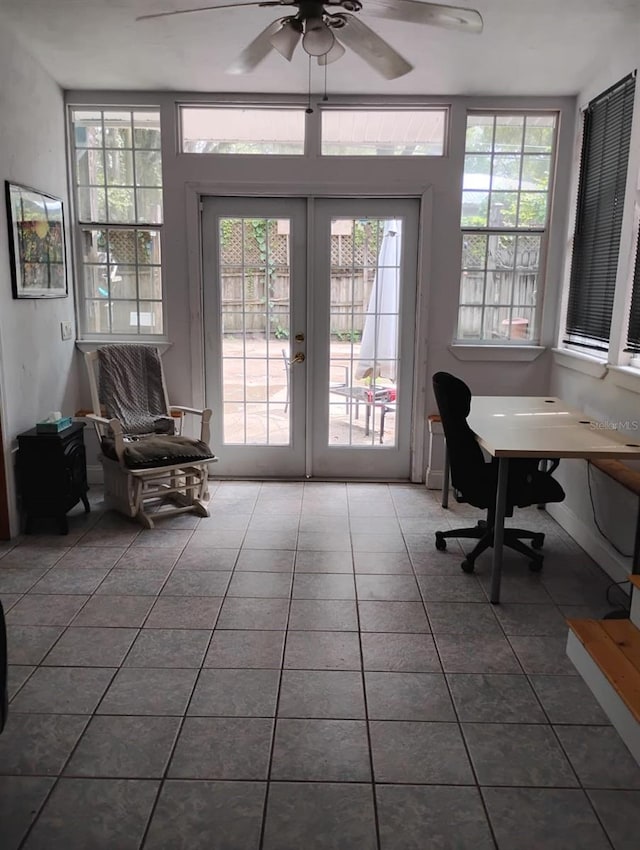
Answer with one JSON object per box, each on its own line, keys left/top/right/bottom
{"left": 60, "top": 321, "right": 73, "bottom": 340}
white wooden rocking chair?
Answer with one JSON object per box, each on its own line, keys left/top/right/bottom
{"left": 85, "top": 345, "right": 216, "bottom": 528}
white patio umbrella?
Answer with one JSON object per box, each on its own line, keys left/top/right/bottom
{"left": 356, "top": 219, "right": 402, "bottom": 382}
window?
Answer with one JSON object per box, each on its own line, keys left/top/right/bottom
{"left": 180, "top": 107, "right": 306, "bottom": 154}
{"left": 564, "top": 74, "right": 636, "bottom": 353}
{"left": 457, "top": 112, "right": 557, "bottom": 342}
{"left": 626, "top": 233, "right": 640, "bottom": 356}
{"left": 71, "top": 109, "right": 163, "bottom": 336}
{"left": 320, "top": 108, "right": 447, "bottom": 156}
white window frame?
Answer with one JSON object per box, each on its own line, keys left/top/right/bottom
{"left": 455, "top": 109, "right": 559, "bottom": 346}
{"left": 69, "top": 106, "right": 166, "bottom": 341}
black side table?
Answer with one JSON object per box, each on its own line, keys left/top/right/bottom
{"left": 17, "top": 422, "right": 90, "bottom": 534}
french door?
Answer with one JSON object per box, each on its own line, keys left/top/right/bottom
{"left": 202, "top": 196, "right": 419, "bottom": 479}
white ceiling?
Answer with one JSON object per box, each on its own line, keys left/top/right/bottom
{"left": 0, "top": 0, "right": 638, "bottom": 96}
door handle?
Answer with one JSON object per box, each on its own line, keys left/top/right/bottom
{"left": 290, "top": 352, "right": 305, "bottom": 364}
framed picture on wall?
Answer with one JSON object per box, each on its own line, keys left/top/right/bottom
{"left": 5, "top": 181, "right": 68, "bottom": 299}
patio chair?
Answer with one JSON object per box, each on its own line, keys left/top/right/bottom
{"left": 85, "top": 345, "right": 216, "bottom": 528}
{"left": 282, "top": 348, "right": 350, "bottom": 413}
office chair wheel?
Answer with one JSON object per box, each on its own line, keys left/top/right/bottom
{"left": 531, "top": 534, "right": 545, "bottom": 550}
{"left": 477, "top": 519, "right": 487, "bottom": 528}
{"left": 435, "top": 534, "right": 447, "bottom": 551}
{"left": 461, "top": 559, "right": 475, "bottom": 574}
{"left": 529, "top": 557, "right": 544, "bottom": 572}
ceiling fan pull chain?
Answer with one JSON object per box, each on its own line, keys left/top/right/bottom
{"left": 306, "top": 54, "right": 313, "bottom": 114}
{"left": 323, "top": 60, "right": 328, "bottom": 102}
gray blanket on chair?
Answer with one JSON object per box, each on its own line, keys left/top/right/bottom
{"left": 98, "top": 344, "right": 175, "bottom": 436}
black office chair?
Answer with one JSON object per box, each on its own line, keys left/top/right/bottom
{"left": 432, "top": 372, "right": 565, "bottom": 574}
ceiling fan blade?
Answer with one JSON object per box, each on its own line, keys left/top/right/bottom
{"left": 363, "top": 0, "right": 483, "bottom": 33}
{"left": 136, "top": 2, "right": 293, "bottom": 23}
{"left": 270, "top": 20, "right": 302, "bottom": 61}
{"left": 318, "top": 38, "right": 346, "bottom": 66}
{"left": 226, "top": 19, "right": 284, "bottom": 74}
{"left": 337, "top": 15, "right": 413, "bottom": 80}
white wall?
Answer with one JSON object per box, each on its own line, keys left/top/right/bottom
{"left": 0, "top": 18, "right": 81, "bottom": 536}
{"left": 549, "top": 22, "right": 640, "bottom": 585}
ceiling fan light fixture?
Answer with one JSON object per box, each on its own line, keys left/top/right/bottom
{"left": 317, "top": 38, "right": 346, "bottom": 66}
{"left": 269, "top": 20, "right": 301, "bottom": 60}
{"left": 302, "top": 17, "right": 335, "bottom": 57}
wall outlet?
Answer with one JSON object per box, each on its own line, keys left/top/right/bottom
{"left": 60, "top": 320, "right": 73, "bottom": 340}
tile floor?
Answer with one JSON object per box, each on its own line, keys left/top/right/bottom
{"left": 1, "top": 481, "right": 640, "bottom": 849}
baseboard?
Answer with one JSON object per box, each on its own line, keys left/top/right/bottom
{"left": 547, "top": 501, "right": 632, "bottom": 585}
{"left": 425, "top": 469, "right": 447, "bottom": 490}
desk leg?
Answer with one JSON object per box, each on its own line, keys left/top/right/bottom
{"left": 442, "top": 446, "right": 450, "bottom": 509}
{"left": 489, "top": 457, "right": 509, "bottom": 605}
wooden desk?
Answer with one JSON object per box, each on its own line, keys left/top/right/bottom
{"left": 467, "top": 397, "right": 640, "bottom": 604}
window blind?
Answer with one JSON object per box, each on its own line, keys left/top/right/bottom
{"left": 565, "top": 73, "right": 636, "bottom": 350}
{"left": 626, "top": 235, "right": 640, "bottom": 353}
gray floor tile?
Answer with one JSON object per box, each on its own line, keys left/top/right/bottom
{"left": 22, "top": 777, "right": 158, "bottom": 850}
{"left": 144, "top": 780, "right": 266, "bottom": 850}
{"left": 529, "top": 674, "right": 611, "bottom": 724}
{"left": 483, "top": 787, "right": 612, "bottom": 850}
{"left": 294, "top": 550, "right": 353, "bottom": 572}
{"left": 204, "top": 629, "right": 285, "bottom": 668}
{"left": 477, "top": 572, "right": 553, "bottom": 604}
{"left": 377, "top": 785, "right": 494, "bottom": 850}
{"left": 426, "top": 602, "right": 502, "bottom": 635}
{"left": 2, "top": 546, "right": 67, "bottom": 566}
{"left": 0, "top": 593, "right": 22, "bottom": 611}
{"left": 366, "top": 672, "right": 455, "bottom": 721}
{"left": 168, "top": 717, "right": 273, "bottom": 779}
{"left": 493, "top": 602, "right": 568, "bottom": 636}
{"left": 284, "top": 631, "right": 361, "bottom": 670}
{"left": 42, "top": 627, "right": 137, "bottom": 667}
{"left": 111, "top": 547, "right": 180, "bottom": 571}
{"left": 361, "top": 632, "right": 441, "bottom": 672}
{"left": 288, "top": 599, "right": 358, "bottom": 631}
{"left": 189, "top": 530, "right": 246, "bottom": 549}
{"left": 587, "top": 789, "right": 640, "bottom": 850}
{"left": 30, "top": 567, "right": 110, "bottom": 595}
{"left": 278, "top": 670, "right": 366, "bottom": 719}
{"left": 355, "top": 574, "right": 421, "bottom": 601}
{"left": 124, "top": 628, "right": 211, "bottom": 668}
{"left": 370, "top": 720, "right": 474, "bottom": 784}
{"left": 8, "top": 665, "right": 35, "bottom": 699}
{"left": 417, "top": 574, "right": 486, "bottom": 602}
{"left": 508, "top": 635, "right": 579, "bottom": 675}
{"left": 161, "top": 570, "right": 231, "bottom": 596}
{"left": 271, "top": 718, "right": 371, "bottom": 781}
{"left": 65, "top": 715, "right": 180, "bottom": 777}
{"left": 263, "top": 782, "right": 377, "bottom": 850}
{"left": 216, "top": 597, "right": 289, "bottom": 630}
{"left": 0, "top": 713, "right": 88, "bottom": 775}
{"left": 6, "top": 624, "right": 64, "bottom": 665}
{"left": 554, "top": 725, "right": 640, "bottom": 788}
{"left": 463, "top": 722, "right": 578, "bottom": 787}
{"left": 145, "top": 596, "right": 223, "bottom": 629}
{"left": 297, "top": 531, "right": 352, "bottom": 551}
{"left": 10, "top": 666, "right": 114, "bottom": 714}
{"left": 351, "top": 532, "right": 407, "bottom": 553}
{"left": 54, "top": 547, "right": 127, "bottom": 569}
{"left": 188, "top": 668, "right": 280, "bottom": 716}
{"left": 435, "top": 634, "right": 522, "bottom": 673}
{"left": 353, "top": 551, "right": 413, "bottom": 573}
{"left": 0, "top": 776, "right": 55, "bottom": 850}
{"left": 0, "top": 566, "right": 50, "bottom": 594}
{"left": 448, "top": 673, "right": 546, "bottom": 723}
{"left": 243, "top": 530, "right": 299, "bottom": 550}
{"left": 172, "top": 548, "right": 239, "bottom": 571}
{"left": 72, "top": 595, "right": 154, "bottom": 627}
{"left": 292, "top": 573, "right": 356, "bottom": 599}
{"left": 226, "top": 571, "right": 292, "bottom": 598}
{"left": 235, "top": 549, "right": 295, "bottom": 571}
{"left": 94, "top": 570, "right": 168, "bottom": 595}
{"left": 97, "top": 667, "right": 197, "bottom": 715}
{"left": 358, "top": 600, "right": 430, "bottom": 633}
{"left": 6, "top": 594, "right": 89, "bottom": 626}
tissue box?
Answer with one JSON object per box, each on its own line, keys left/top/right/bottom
{"left": 36, "top": 417, "right": 73, "bottom": 434}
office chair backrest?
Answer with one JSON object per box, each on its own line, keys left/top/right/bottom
{"left": 433, "top": 371, "right": 491, "bottom": 506}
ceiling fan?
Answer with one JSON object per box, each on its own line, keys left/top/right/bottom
{"left": 137, "top": 1, "right": 483, "bottom": 80}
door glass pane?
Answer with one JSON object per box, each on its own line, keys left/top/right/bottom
{"left": 219, "top": 217, "right": 290, "bottom": 445}
{"left": 328, "top": 218, "right": 401, "bottom": 447}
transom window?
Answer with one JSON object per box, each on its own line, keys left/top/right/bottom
{"left": 457, "top": 112, "right": 557, "bottom": 343}
{"left": 180, "top": 106, "right": 306, "bottom": 155}
{"left": 70, "top": 108, "right": 164, "bottom": 336}
{"left": 320, "top": 108, "right": 448, "bottom": 156}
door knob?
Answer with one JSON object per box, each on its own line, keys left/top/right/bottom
{"left": 290, "top": 352, "right": 305, "bottom": 364}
